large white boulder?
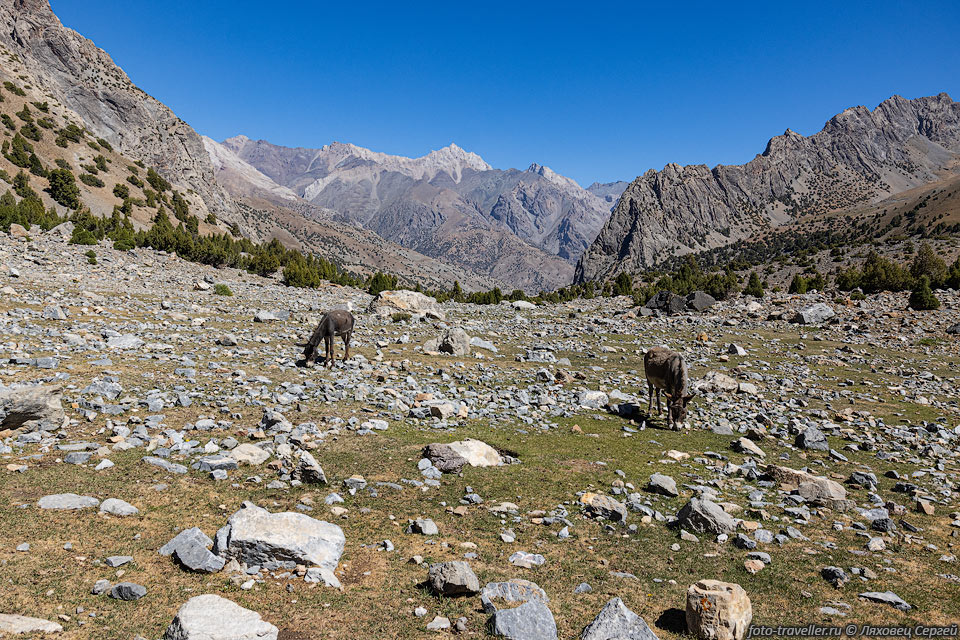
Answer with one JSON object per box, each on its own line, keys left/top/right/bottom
{"left": 368, "top": 290, "right": 444, "bottom": 320}
{"left": 215, "top": 503, "right": 344, "bottom": 580}
{"left": 446, "top": 439, "right": 503, "bottom": 467}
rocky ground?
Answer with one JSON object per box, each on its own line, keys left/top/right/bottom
{"left": 1, "top": 230, "right": 959, "bottom": 639}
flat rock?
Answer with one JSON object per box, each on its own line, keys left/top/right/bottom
{"left": 0, "top": 613, "right": 63, "bottom": 635}
{"left": 99, "top": 498, "right": 139, "bottom": 516}
{"left": 37, "top": 493, "right": 100, "bottom": 510}
{"left": 163, "top": 594, "right": 278, "bottom": 640}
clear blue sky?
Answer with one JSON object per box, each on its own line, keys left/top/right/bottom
{"left": 52, "top": 0, "right": 960, "bottom": 186}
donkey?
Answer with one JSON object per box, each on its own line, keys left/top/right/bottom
{"left": 302, "top": 310, "right": 355, "bottom": 368}
{"left": 643, "top": 346, "right": 694, "bottom": 430}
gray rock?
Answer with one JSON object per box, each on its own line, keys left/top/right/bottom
{"left": 37, "top": 493, "right": 100, "bottom": 510}
{"left": 91, "top": 579, "right": 112, "bottom": 595}
{"left": 795, "top": 426, "right": 828, "bottom": 451}
{"left": 0, "top": 614, "right": 63, "bottom": 635}
{"left": 675, "top": 497, "right": 736, "bottom": 535}
{"left": 218, "top": 503, "right": 344, "bottom": 574}
{"left": 160, "top": 527, "right": 214, "bottom": 557}
{"left": 105, "top": 555, "right": 133, "bottom": 567}
{"left": 646, "top": 473, "right": 679, "bottom": 497}
{"left": 64, "top": 451, "right": 92, "bottom": 465}
{"left": 162, "top": 594, "right": 278, "bottom": 640}
{"left": 645, "top": 291, "right": 686, "bottom": 315}
{"left": 429, "top": 561, "right": 480, "bottom": 596}
{"left": 294, "top": 450, "right": 326, "bottom": 484}
{"left": 858, "top": 591, "right": 911, "bottom": 611}
{"left": 793, "top": 303, "right": 835, "bottom": 325}
{"left": 174, "top": 541, "right": 226, "bottom": 573}
{"left": 580, "top": 597, "right": 659, "bottom": 640}
{"left": 488, "top": 600, "right": 557, "bottom": 639}
{"left": 0, "top": 385, "right": 65, "bottom": 430}
{"left": 438, "top": 328, "right": 471, "bottom": 356}
{"left": 110, "top": 582, "right": 147, "bottom": 600}
{"left": 481, "top": 579, "right": 550, "bottom": 614}
{"left": 686, "top": 291, "right": 717, "bottom": 312}
{"left": 408, "top": 518, "right": 438, "bottom": 535}
{"left": 106, "top": 334, "right": 145, "bottom": 350}
{"left": 143, "top": 456, "right": 188, "bottom": 474}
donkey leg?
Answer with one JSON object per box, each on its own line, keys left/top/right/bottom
{"left": 324, "top": 335, "right": 333, "bottom": 367}
{"left": 342, "top": 331, "right": 351, "bottom": 362}
{"left": 647, "top": 382, "right": 654, "bottom": 415}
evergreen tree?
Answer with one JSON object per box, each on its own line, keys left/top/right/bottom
{"left": 910, "top": 242, "right": 947, "bottom": 288}
{"left": 744, "top": 271, "right": 764, "bottom": 298}
{"left": 788, "top": 274, "right": 808, "bottom": 294}
{"left": 47, "top": 169, "right": 81, "bottom": 209}
{"left": 908, "top": 275, "right": 940, "bottom": 311}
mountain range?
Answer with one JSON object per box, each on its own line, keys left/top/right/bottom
{"left": 575, "top": 93, "right": 960, "bottom": 282}
{"left": 3, "top": 0, "right": 960, "bottom": 293}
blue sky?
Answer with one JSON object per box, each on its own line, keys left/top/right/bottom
{"left": 52, "top": 0, "right": 960, "bottom": 186}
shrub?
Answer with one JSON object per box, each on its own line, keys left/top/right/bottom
{"left": 391, "top": 312, "right": 411, "bottom": 323}
{"left": 205, "top": 213, "right": 216, "bottom": 225}
{"left": 79, "top": 173, "right": 105, "bottom": 188}
{"left": 96, "top": 138, "right": 113, "bottom": 152}
{"left": 113, "top": 183, "right": 129, "bottom": 199}
{"left": 46, "top": 168, "right": 81, "bottom": 209}
{"left": 849, "top": 291, "right": 866, "bottom": 301}
{"left": 85, "top": 249, "right": 97, "bottom": 265}
{"left": 744, "top": 271, "right": 764, "bottom": 298}
{"left": 113, "top": 237, "right": 135, "bottom": 251}
{"left": 19, "top": 123, "right": 41, "bottom": 141}
{"left": 213, "top": 284, "right": 233, "bottom": 296}
{"left": 55, "top": 158, "right": 70, "bottom": 170}
{"left": 127, "top": 174, "right": 144, "bottom": 188}
{"left": 3, "top": 81, "right": 26, "bottom": 96}
{"left": 947, "top": 258, "right": 960, "bottom": 290}
{"left": 0, "top": 114, "right": 14, "bottom": 130}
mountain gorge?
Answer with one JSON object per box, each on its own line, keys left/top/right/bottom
{"left": 576, "top": 93, "right": 960, "bottom": 283}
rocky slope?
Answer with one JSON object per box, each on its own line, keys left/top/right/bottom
{"left": 0, "top": 0, "right": 235, "bottom": 223}
{"left": 2, "top": 227, "right": 959, "bottom": 637}
{"left": 222, "top": 136, "right": 622, "bottom": 289}
{"left": 576, "top": 94, "right": 960, "bottom": 283}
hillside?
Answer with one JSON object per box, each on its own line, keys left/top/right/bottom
{"left": 576, "top": 94, "right": 960, "bottom": 283}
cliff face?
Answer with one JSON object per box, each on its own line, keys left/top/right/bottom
{"left": 0, "top": 0, "right": 235, "bottom": 221}
{"left": 575, "top": 94, "right": 960, "bottom": 283}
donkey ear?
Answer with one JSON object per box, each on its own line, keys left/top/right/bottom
{"left": 682, "top": 394, "right": 695, "bottom": 405}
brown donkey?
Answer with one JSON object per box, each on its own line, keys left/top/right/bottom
{"left": 303, "top": 310, "right": 355, "bottom": 367}
{"left": 643, "top": 346, "right": 694, "bottom": 429}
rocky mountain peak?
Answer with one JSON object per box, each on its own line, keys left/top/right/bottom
{"left": 526, "top": 163, "right": 582, "bottom": 191}
{"left": 576, "top": 94, "right": 960, "bottom": 283}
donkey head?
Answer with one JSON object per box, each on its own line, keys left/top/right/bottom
{"left": 667, "top": 393, "right": 695, "bottom": 425}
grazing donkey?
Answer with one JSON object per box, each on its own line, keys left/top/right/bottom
{"left": 643, "top": 346, "right": 694, "bottom": 429}
{"left": 302, "top": 310, "right": 355, "bottom": 367}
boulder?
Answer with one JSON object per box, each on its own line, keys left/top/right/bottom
{"left": 423, "top": 439, "right": 503, "bottom": 472}
{"left": 229, "top": 443, "right": 270, "bottom": 465}
{"left": 858, "top": 591, "right": 911, "bottom": 612}
{"left": 675, "top": 498, "right": 736, "bottom": 535}
{"left": 646, "top": 473, "right": 679, "bottom": 497}
{"left": 765, "top": 465, "right": 853, "bottom": 511}
{"left": 577, "top": 390, "right": 609, "bottom": 409}
{"left": 368, "top": 290, "right": 444, "bottom": 320}
{"left": 428, "top": 561, "right": 480, "bottom": 596}
{"left": 580, "top": 597, "right": 659, "bottom": 640}
{"left": 110, "top": 582, "right": 147, "bottom": 601}
{"left": 579, "top": 492, "right": 628, "bottom": 523}
{"left": 795, "top": 426, "right": 828, "bottom": 451}
{"left": 0, "top": 385, "right": 65, "bottom": 430}
{"left": 99, "top": 498, "right": 139, "bottom": 517}
{"left": 488, "top": 600, "right": 557, "bottom": 640}
{"left": 0, "top": 614, "right": 63, "bottom": 635}
{"left": 438, "top": 328, "right": 471, "bottom": 356}
{"left": 645, "top": 291, "right": 686, "bottom": 315}
{"left": 216, "top": 503, "right": 345, "bottom": 576}
{"left": 294, "top": 450, "right": 327, "bottom": 484}
{"left": 106, "top": 334, "right": 144, "bottom": 350}
{"left": 685, "top": 580, "right": 752, "bottom": 640}
{"left": 792, "top": 303, "right": 835, "bottom": 324}
{"left": 696, "top": 371, "right": 739, "bottom": 394}
{"left": 163, "top": 594, "right": 278, "bottom": 640}
{"left": 686, "top": 291, "right": 717, "bottom": 312}
{"left": 511, "top": 300, "right": 537, "bottom": 310}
